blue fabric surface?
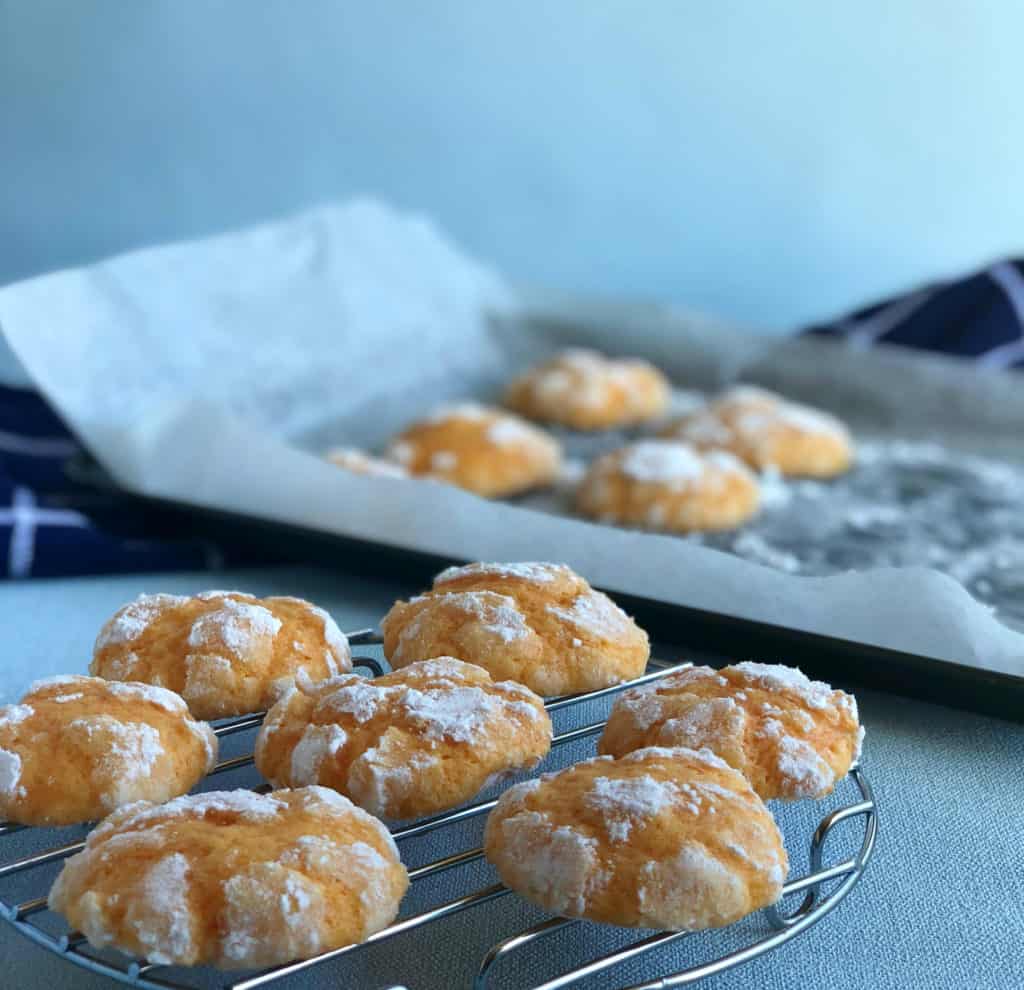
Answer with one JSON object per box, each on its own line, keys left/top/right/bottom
{"left": 1, "top": 566, "right": 1022, "bottom": 990}
{"left": 806, "top": 259, "right": 1024, "bottom": 368}
{"left": 0, "top": 385, "right": 277, "bottom": 578}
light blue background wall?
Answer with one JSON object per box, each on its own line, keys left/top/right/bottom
{"left": 2, "top": 1, "right": 1023, "bottom": 332}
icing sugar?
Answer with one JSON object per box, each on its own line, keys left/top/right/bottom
{"left": 487, "top": 418, "right": 537, "bottom": 445}
{"left": 326, "top": 447, "right": 408, "bottom": 479}
{"left": 436, "top": 590, "right": 532, "bottom": 643}
{"left": 624, "top": 744, "right": 734, "bottom": 774}
{"left": 426, "top": 401, "right": 492, "bottom": 423}
{"left": 655, "top": 697, "right": 744, "bottom": 752}
{"left": 98, "top": 790, "right": 288, "bottom": 837}
{"left": 389, "top": 441, "right": 414, "bottom": 464}
{"left": 96, "top": 593, "right": 187, "bottom": 651}
{"left": 620, "top": 441, "right": 706, "bottom": 485}
{"left": 435, "top": 561, "right": 568, "bottom": 584}
{"left": 547, "top": 591, "right": 632, "bottom": 640}
{"left": 301, "top": 603, "right": 350, "bottom": 676}
{"left": 101, "top": 680, "right": 191, "bottom": 714}
{"left": 127, "top": 853, "right": 195, "bottom": 965}
{"left": 586, "top": 774, "right": 679, "bottom": 842}
{"left": 401, "top": 685, "right": 511, "bottom": 742}
{"left": 0, "top": 704, "right": 33, "bottom": 727}
{"left": 429, "top": 450, "right": 458, "bottom": 471}
{"left": 188, "top": 598, "right": 282, "bottom": 657}
{"left": 320, "top": 678, "right": 390, "bottom": 723}
{"left": 28, "top": 674, "right": 90, "bottom": 692}
{"left": 774, "top": 731, "right": 835, "bottom": 796}
{"left": 730, "top": 661, "right": 836, "bottom": 710}
{"left": 0, "top": 748, "right": 22, "bottom": 796}
{"left": 290, "top": 723, "right": 348, "bottom": 784}
{"left": 675, "top": 410, "right": 734, "bottom": 445}
{"left": 638, "top": 844, "right": 745, "bottom": 930}
{"left": 500, "top": 811, "right": 606, "bottom": 915}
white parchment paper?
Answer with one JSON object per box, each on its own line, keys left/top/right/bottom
{"left": 2, "top": 200, "right": 1022, "bottom": 676}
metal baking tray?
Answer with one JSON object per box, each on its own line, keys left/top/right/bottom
{"left": 0, "top": 632, "right": 877, "bottom": 989}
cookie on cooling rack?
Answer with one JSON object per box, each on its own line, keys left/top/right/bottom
{"left": 661, "top": 385, "right": 853, "bottom": 479}
{"left": 385, "top": 402, "right": 562, "bottom": 497}
{"left": 49, "top": 787, "right": 407, "bottom": 969}
{"left": 255, "top": 657, "right": 551, "bottom": 819}
{"left": 575, "top": 440, "right": 760, "bottom": 533}
{"left": 0, "top": 676, "right": 216, "bottom": 827}
{"left": 90, "top": 591, "right": 352, "bottom": 721}
{"left": 484, "top": 746, "right": 787, "bottom": 930}
{"left": 325, "top": 447, "right": 409, "bottom": 479}
{"left": 380, "top": 562, "right": 649, "bottom": 696}
{"left": 504, "top": 348, "right": 671, "bottom": 431}
{"left": 599, "top": 662, "right": 862, "bottom": 801}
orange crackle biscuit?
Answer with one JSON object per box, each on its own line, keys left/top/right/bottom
{"left": 575, "top": 440, "right": 760, "bottom": 533}
{"left": 91, "top": 591, "right": 352, "bottom": 720}
{"left": 49, "top": 787, "right": 408, "bottom": 969}
{"left": 381, "top": 562, "right": 649, "bottom": 696}
{"left": 600, "top": 661, "right": 863, "bottom": 800}
{"left": 505, "top": 348, "right": 671, "bottom": 431}
{"left": 0, "top": 675, "right": 217, "bottom": 826}
{"left": 485, "top": 746, "right": 787, "bottom": 930}
{"left": 256, "top": 657, "right": 551, "bottom": 819}
{"left": 386, "top": 403, "right": 561, "bottom": 497}
{"left": 661, "top": 385, "right": 853, "bottom": 478}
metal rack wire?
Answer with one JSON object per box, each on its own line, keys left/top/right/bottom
{"left": 0, "top": 630, "right": 877, "bottom": 989}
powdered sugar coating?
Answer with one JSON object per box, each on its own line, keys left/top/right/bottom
{"left": 127, "top": 853, "right": 196, "bottom": 965}
{"left": 0, "top": 749, "right": 22, "bottom": 796}
{"left": 436, "top": 561, "right": 570, "bottom": 584}
{"left": 585, "top": 774, "right": 680, "bottom": 842}
{"left": 95, "top": 593, "right": 187, "bottom": 650}
{"left": 188, "top": 598, "right": 283, "bottom": 657}
{"left": 620, "top": 441, "right": 706, "bottom": 485}
{"left": 729, "top": 662, "right": 836, "bottom": 710}
{"left": 290, "top": 723, "right": 348, "bottom": 784}
{"left": 325, "top": 447, "right": 408, "bottom": 479}
{"left": 498, "top": 812, "right": 607, "bottom": 916}
{"left": 487, "top": 418, "right": 538, "bottom": 445}
{"left": 0, "top": 704, "right": 33, "bottom": 727}
{"left": 547, "top": 590, "right": 632, "bottom": 640}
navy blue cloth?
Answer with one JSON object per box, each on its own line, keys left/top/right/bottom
{"left": 0, "top": 385, "right": 274, "bottom": 578}
{"left": 805, "top": 259, "right": 1024, "bottom": 368}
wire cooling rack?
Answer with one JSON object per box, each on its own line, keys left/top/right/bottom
{"left": 0, "top": 630, "right": 878, "bottom": 990}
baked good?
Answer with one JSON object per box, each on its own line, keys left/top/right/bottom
{"left": 661, "top": 385, "right": 853, "bottom": 478}
{"left": 255, "top": 657, "right": 551, "bottom": 819}
{"left": 91, "top": 591, "right": 352, "bottom": 720}
{"left": 380, "top": 562, "right": 649, "bottom": 696}
{"left": 599, "top": 661, "right": 862, "bottom": 800}
{"left": 504, "top": 348, "right": 671, "bottom": 430}
{"left": 385, "top": 403, "right": 561, "bottom": 497}
{"left": 484, "top": 746, "right": 787, "bottom": 930}
{"left": 325, "top": 447, "right": 408, "bottom": 479}
{"left": 48, "top": 787, "right": 408, "bottom": 969}
{"left": 575, "top": 440, "right": 759, "bottom": 533}
{"left": 0, "top": 675, "right": 217, "bottom": 826}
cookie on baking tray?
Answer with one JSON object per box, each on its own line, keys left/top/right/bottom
{"left": 0, "top": 675, "right": 217, "bottom": 826}
{"left": 484, "top": 746, "right": 787, "bottom": 930}
{"left": 575, "top": 440, "right": 760, "bottom": 533}
{"left": 599, "top": 662, "right": 862, "bottom": 801}
{"left": 661, "top": 385, "right": 853, "bottom": 479}
{"left": 504, "top": 348, "right": 671, "bottom": 431}
{"left": 380, "top": 562, "right": 649, "bottom": 696}
{"left": 91, "top": 591, "right": 352, "bottom": 720}
{"left": 48, "top": 787, "right": 408, "bottom": 969}
{"left": 325, "top": 446, "right": 409, "bottom": 479}
{"left": 385, "top": 402, "right": 562, "bottom": 497}
{"left": 255, "top": 657, "right": 551, "bottom": 820}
